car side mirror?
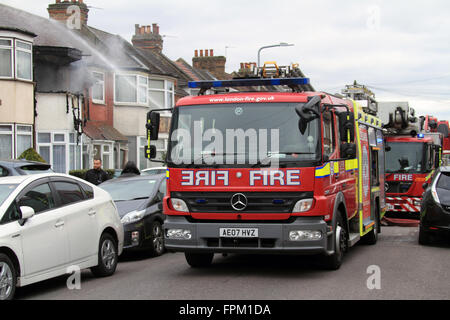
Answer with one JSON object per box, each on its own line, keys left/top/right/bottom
{"left": 19, "top": 206, "right": 35, "bottom": 226}
{"left": 157, "top": 202, "right": 163, "bottom": 211}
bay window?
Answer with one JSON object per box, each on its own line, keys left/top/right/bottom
{"left": 149, "top": 79, "right": 175, "bottom": 109}
{"left": 114, "top": 74, "right": 174, "bottom": 108}
{"left": 115, "top": 74, "right": 137, "bottom": 103}
{"left": 0, "top": 38, "right": 13, "bottom": 78}
{"left": 0, "top": 124, "right": 33, "bottom": 159}
{"left": 0, "top": 125, "right": 13, "bottom": 159}
{"left": 38, "top": 132, "right": 82, "bottom": 174}
{"left": 16, "top": 40, "right": 32, "bottom": 81}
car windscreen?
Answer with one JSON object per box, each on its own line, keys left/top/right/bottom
{"left": 18, "top": 165, "right": 53, "bottom": 175}
{"left": 100, "top": 179, "right": 158, "bottom": 202}
{"left": 0, "top": 184, "right": 17, "bottom": 205}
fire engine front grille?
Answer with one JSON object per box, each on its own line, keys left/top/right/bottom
{"left": 386, "top": 181, "right": 413, "bottom": 194}
{"left": 171, "top": 192, "right": 313, "bottom": 214}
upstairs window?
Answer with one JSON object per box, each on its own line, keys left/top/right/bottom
{"left": 92, "top": 72, "right": 105, "bottom": 104}
{"left": 0, "top": 38, "right": 32, "bottom": 81}
{"left": 16, "top": 40, "right": 32, "bottom": 81}
{"left": 0, "top": 38, "right": 13, "bottom": 78}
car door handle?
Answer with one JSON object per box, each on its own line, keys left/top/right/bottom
{"left": 88, "top": 209, "right": 96, "bottom": 216}
{"left": 55, "top": 221, "right": 65, "bottom": 228}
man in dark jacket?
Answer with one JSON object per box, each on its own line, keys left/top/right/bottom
{"left": 85, "top": 159, "right": 109, "bottom": 185}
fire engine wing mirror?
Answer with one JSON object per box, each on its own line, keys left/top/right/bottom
{"left": 146, "top": 112, "right": 161, "bottom": 141}
{"left": 341, "top": 142, "right": 357, "bottom": 159}
{"left": 422, "top": 183, "right": 429, "bottom": 190}
{"left": 296, "top": 96, "right": 321, "bottom": 134}
{"left": 337, "top": 111, "right": 355, "bottom": 143}
{"left": 145, "top": 145, "right": 157, "bottom": 159}
{"left": 385, "top": 145, "right": 391, "bottom": 152}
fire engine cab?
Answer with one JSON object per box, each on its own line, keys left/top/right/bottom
{"left": 146, "top": 67, "right": 385, "bottom": 270}
{"left": 379, "top": 102, "right": 443, "bottom": 222}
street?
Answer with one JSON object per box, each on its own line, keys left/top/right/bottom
{"left": 15, "top": 226, "right": 450, "bottom": 300}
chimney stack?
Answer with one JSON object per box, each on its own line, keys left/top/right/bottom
{"left": 131, "top": 23, "right": 164, "bottom": 54}
{"left": 48, "top": 0, "right": 89, "bottom": 27}
{"left": 192, "top": 49, "right": 227, "bottom": 79}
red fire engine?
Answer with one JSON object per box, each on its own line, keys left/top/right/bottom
{"left": 146, "top": 67, "right": 385, "bottom": 270}
{"left": 422, "top": 115, "right": 450, "bottom": 165}
{"left": 380, "top": 103, "right": 443, "bottom": 223}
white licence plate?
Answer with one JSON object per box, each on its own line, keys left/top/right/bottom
{"left": 387, "top": 204, "right": 394, "bottom": 210}
{"left": 219, "top": 228, "right": 259, "bottom": 238}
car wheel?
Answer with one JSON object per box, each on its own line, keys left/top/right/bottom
{"left": 91, "top": 233, "right": 118, "bottom": 277}
{"left": 322, "top": 214, "right": 347, "bottom": 270}
{"left": 185, "top": 253, "right": 214, "bottom": 268}
{"left": 149, "top": 220, "right": 165, "bottom": 257}
{"left": 0, "top": 254, "right": 16, "bottom": 301}
{"left": 418, "top": 226, "right": 432, "bottom": 245}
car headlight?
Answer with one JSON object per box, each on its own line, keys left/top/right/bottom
{"left": 121, "top": 209, "right": 146, "bottom": 225}
{"left": 292, "top": 199, "right": 314, "bottom": 213}
{"left": 170, "top": 198, "right": 189, "bottom": 212}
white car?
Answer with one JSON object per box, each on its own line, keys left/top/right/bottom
{"left": 0, "top": 174, "right": 124, "bottom": 300}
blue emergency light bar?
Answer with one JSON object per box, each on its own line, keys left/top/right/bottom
{"left": 188, "top": 77, "right": 310, "bottom": 89}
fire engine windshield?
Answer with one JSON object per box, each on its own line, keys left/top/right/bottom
{"left": 385, "top": 142, "right": 425, "bottom": 174}
{"left": 167, "top": 103, "right": 321, "bottom": 168}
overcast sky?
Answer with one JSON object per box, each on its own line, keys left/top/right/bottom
{"left": 2, "top": 0, "right": 450, "bottom": 119}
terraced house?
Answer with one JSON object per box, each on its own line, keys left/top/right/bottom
{"left": 0, "top": 1, "right": 223, "bottom": 173}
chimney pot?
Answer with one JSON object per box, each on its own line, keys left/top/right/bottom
{"left": 146, "top": 26, "right": 151, "bottom": 34}
{"left": 210, "top": 49, "right": 214, "bottom": 56}
{"left": 56, "top": 0, "right": 61, "bottom": 3}
{"left": 195, "top": 50, "right": 198, "bottom": 57}
{"left": 200, "top": 50, "right": 204, "bottom": 57}
{"left": 205, "top": 50, "right": 209, "bottom": 57}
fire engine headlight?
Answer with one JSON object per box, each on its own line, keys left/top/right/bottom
{"left": 166, "top": 229, "right": 192, "bottom": 240}
{"left": 289, "top": 230, "right": 323, "bottom": 241}
{"left": 292, "top": 199, "right": 314, "bottom": 213}
{"left": 170, "top": 198, "right": 189, "bottom": 212}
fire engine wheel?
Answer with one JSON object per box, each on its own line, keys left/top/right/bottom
{"left": 185, "top": 253, "right": 214, "bottom": 268}
{"left": 322, "top": 216, "right": 347, "bottom": 270}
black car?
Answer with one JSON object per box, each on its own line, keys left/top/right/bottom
{"left": 0, "top": 160, "right": 52, "bottom": 177}
{"left": 419, "top": 166, "right": 450, "bottom": 244}
{"left": 100, "top": 174, "right": 166, "bottom": 256}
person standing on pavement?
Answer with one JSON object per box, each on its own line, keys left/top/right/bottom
{"left": 85, "top": 159, "right": 110, "bottom": 185}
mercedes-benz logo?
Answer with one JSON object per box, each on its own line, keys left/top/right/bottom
{"left": 231, "top": 193, "right": 248, "bottom": 211}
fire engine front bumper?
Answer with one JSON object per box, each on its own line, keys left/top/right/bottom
{"left": 164, "top": 216, "right": 329, "bottom": 255}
